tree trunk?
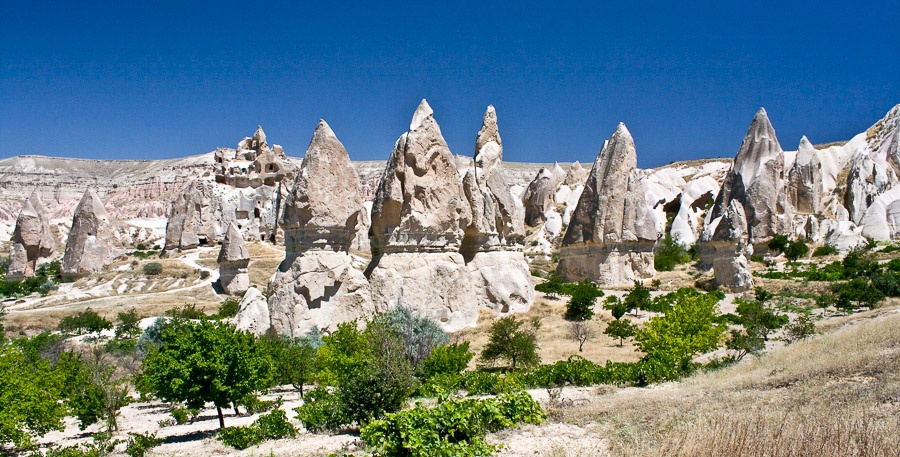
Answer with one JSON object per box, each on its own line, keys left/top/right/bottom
{"left": 217, "top": 406, "right": 225, "bottom": 429}
{"left": 232, "top": 401, "right": 240, "bottom": 417}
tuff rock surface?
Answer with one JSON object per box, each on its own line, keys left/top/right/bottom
{"left": 7, "top": 191, "right": 56, "bottom": 281}
{"left": 217, "top": 222, "right": 250, "bottom": 295}
{"left": 522, "top": 168, "right": 557, "bottom": 227}
{"left": 788, "top": 136, "right": 824, "bottom": 215}
{"left": 461, "top": 106, "right": 533, "bottom": 314}
{"left": 234, "top": 287, "right": 271, "bottom": 336}
{"left": 261, "top": 121, "right": 373, "bottom": 337}
{"left": 557, "top": 123, "right": 658, "bottom": 284}
{"left": 61, "top": 188, "right": 124, "bottom": 278}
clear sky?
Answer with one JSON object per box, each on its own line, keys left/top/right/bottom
{"left": 1, "top": 1, "right": 898, "bottom": 168}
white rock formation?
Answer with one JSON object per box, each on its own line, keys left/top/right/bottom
{"left": 163, "top": 179, "right": 223, "bottom": 251}
{"left": 706, "top": 200, "right": 754, "bottom": 290}
{"left": 7, "top": 191, "right": 55, "bottom": 281}
{"left": 788, "top": 136, "right": 824, "bottom": 215}
{"left": 844, "top": 149, "right": 894, "bottom": 224}
{"left": 461, "top": 106, "right": 533, "bottom": 314}
{"left": 522, "top": 168, "right": 557, "bottom": 227}
{"left": 234, "top": 287, "right": 271, "bottom": 336}
{"left": 368, "top": 100, "right": 479, "bottom": 330}
{"left": 61, "top": 188, "right": 124, "bottom": 278}
{"left": 261, "top": 120, "right": 373, "bottom": 337}
{"left": 557, "top": 123, "right": 658, "bottom": 285}
{"left": 217, "top": 222, "right": 250, "bottom": 295}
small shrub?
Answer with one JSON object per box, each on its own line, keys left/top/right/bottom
{"left": 654, "top": 233, "right": 692, "bottom": 271}
{"left": 812, "top": 245, "right": 839, "bottom": 257}
{"left": 361, "top": 391, "right": 545, "bottom": 457}
{"left": 216, "top": 297, "right": 240, "bottom": 319}
{"left": 418, "top": 342, "right": 473, "bottom": 380}
{"left": 783, "top": 240, "right": 810, "bottom": 261}
{"left": 124, "top": 431, "right": 162, "bottom": 457}
{"left": 293, "top": 387, "right": 347, "bottom": 432}
{"left": 239, "top": 394, "right": 276, "bottom": 415}
{"left": 768, "top": 234, "right": 789, "bottom": 253}
{"left": 784, "top": 314, "right": 818, "bottom": 342}
{"left": 171, "top": 406, "right": 190, "bottom": 425}
{"left": 142, "top": 262, "right": 163, "bottom": 276}
{"left": 199, "top": 270, "right": 211, "bottom": 280}
{"left": 217, "top": 409, "right": 296, "bottom": 450}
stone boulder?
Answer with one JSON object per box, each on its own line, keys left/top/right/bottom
{"left": 61, "top": 188, "right": 124, "bottom": 278}
{"left": 369, "top": 99, "right": 471, "bottom": 254}
{"left": 703, "top": 108, "right": 792, "bottom": 255}
{"left": 262, "top": 120, "right": 373, "bottom": 337}
{"left": 217, "top": 222, "right": 250, "bottom": 295}
{"left": 788, "top": 136, "right": 824, "bottom": 215}
{"left": 234, "top": 287, "right": 271, "bottom": 336}
{"left": 522, "top": 168, "right": 557, "bottom": 227}
{"left": 7, "top": 191, "right": 55, "bottom": 281}
{"left": 556, "top": 123, "right": 658, "bottom": 284}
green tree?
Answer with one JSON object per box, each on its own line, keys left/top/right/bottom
{"left": 624, "top": 281, "right": 652, "bottom": 316}
{"left": 604, "top": 319, "right": 637, "bottom": 347}
{"left": 377, "top": 305, "right": 449, "bottom": 368}
{"left": 654, "top": 233, "right": 692, "bottom": 271}
{"left": 139, "top": 319, "right": 274, "bottom": 428}
{"left": 57, "top": 350, "right": 131, "bottom": 431}
{"left": 116, "top": 308, "right": 142, "bottom": 339}
{"left": 725, "top": 299, "right": 788, "bottom": 360}
{"left": 418, "top": 342, "right": 473, "bottom": 379}
{"left": 768, "top": 234, "right": 789, "bottom": 253}
{"left": 58, "top": 308, "right": 113, "bottom": 335}
{"left": 635, "top": 288, "right": 725, "bottom": 365}
{"left": 564, "top": 280, "right": 603, "bottom": 321}
{"left": 216, "top": 297, "right": 240, "bottom": 319}
{"left": 0, "top": 345, "right": 67, "bottom": 449}
{"left": 603, "top": 296, "right": 628, "bottom": 320}
{"left": 783, "top": 240, "right": 810, "bottom": 261}
{"left": 479, "top": 316, "right": 541, "bottom": 369}
{"left": 260, "top": 333, "right": 317, "bottom": 396}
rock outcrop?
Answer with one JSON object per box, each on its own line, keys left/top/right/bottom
{"left": 705, "top": 108, "right": 792, "bottom": 251}
{"left": 522, "top": 168, "right": 557, "bottom": 227}
{"left": 234, "top": 287, "right": 271, "bottom": 336}
{"left": 564, "top": 161, "right": 588, "bottom": 186}
{"left": 61, "top": 188, "right": 123, "bottom": 278}
{"left": 557, "top": 123, "right": 658, "bottom": 284}
{"left": 844, "top": 149, "right": 894, "bottom": 224}
{"left": 217, "top": 222, "right": 250, "bottom": 295}
{"left": 262, "top": 120, "right": 372, "bottom": 337}
{"left": 7, "top": 191, "right": 56, "bottom": 281}
{"left": 164, "top": 180, "right": 221, "bottom": 251}
{"left": 706, "top": 200, "right": 754, "bottom": 290}
{"left": 368, "top": 100, "right": 479, "bottom": 330}
{"left": 214, "top": 125, "right": 296, "bottom": 188}
{"left": 462, "top": 106, "right": 533, "bottom": 314}
{"left": 788, "top": 136, "right": 824, "bottom": 215}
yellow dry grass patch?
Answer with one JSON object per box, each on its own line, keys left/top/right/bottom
{"left": 454, "top": 292, "right": 644, "bottom": 369}
{"left": 550, "top": 305, "right": 900, "bottom": 457}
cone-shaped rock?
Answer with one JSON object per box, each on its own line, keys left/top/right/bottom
{"left": 704, "top": 108, "right": 792, "bottom": 248}
{"left": 564, "top": 161, "right": 588, "bottom": 186}
{"left": 462, "top": 106, "right": 533, "bottom": 314}
{"left": 557, "top": 123, "right": 658, "bottom": 284}
{"left": 7, "top": 191, "right": 56, "bottom": 281}
{"left": 522, "top": 168, "right": 556, "bottom": 227}
{"left": 709, "top": 201, "right": 753, "bottom": 290}
{"left": 369, "top": 99, "right": 472, "bottom": 253}
{"left": 61, "top": 188, "right": 123, "bottom": 278}
{"left": 281, "top": 120, "right": 365, "bottom": 261}
{"left": 164, "top": 180, "right": 221, "bottom": 251}
{"left": 368, "top": 100, "right": 478, "bottom": 331}
{"left": 258, "top": 120, "right": 372, "bottom": 337}
{"left": 217, "top": 222, "right": 250, "bottom": 295}
{"left": 788, "top": 136, "right": 824, "bottom": 214}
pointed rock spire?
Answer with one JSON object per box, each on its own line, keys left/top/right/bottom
{"left": 218, "top": 222, "right": 250, "bottom": 295}
{"left": 557, "top": 123, "right": 658, "bottom": 284}
{"left": 370, "top": 100, "right": 471, "bottom": 253}
{"left": 788, "top": 136, "right": 824, "bottom": 214}
{"left": 474, "top": 105, "right": 503, "bottom": 180}
{"left": 522, "top": 168, "right": 557, "bottom": 227}
{"left": 61, "top": 188, "right": 123, "bottom": 279}
{"left": 281, "top": 119, "right": 364, "bottom": 260}
{"left": 7, "top": 191, "right": 56, "bottom": 281}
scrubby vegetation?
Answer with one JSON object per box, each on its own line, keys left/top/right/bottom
{"left": 0, "top": 260, "right": 62, "bottom": 298}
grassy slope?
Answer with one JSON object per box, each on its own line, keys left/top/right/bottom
{"left": 551, "top": 305, "right": 900, "bottom": 457}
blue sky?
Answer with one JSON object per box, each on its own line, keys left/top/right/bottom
{"left": 1, "top": 1, "right": 898, "bottom": 168}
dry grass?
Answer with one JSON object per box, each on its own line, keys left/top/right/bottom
{"left": 454, "top": 293, "right": 644, "bottom": 369}
{"left": 551, "top": 305, "right": 900, "bottom": 456}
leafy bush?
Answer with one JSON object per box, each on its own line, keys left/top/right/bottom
{"left": 624, "top": 280, "right": 652, "bottom": 315}
{"left": 239, "top": 393, "right": 276, "bottom": 415}
{"left": 215, "top": 297, "right": 240, "bottom": 319}
{"left": 784, "top": 313, "right": 818, "bottom": 342}
{"left": 0, "top": 345, "right": 67, "bottom": 449}
{"left": 58, "top": 308, "right": 113, "bottom": 335}
{"left": 260, "top": 333, "right": 317, "bottom": 394}
{"left": 293, "top": 387, "right": 348, "bottom": 432}
{"left": 115, "top": 308, "right": 141, "bottom": 339}
{"left": 812, "top": 244, "right": 839, "bottom": 257}
{"left": 564, "top": 280, "right": 603, "bottom": 321}
{"left": 0, "top": 260, "right": 62, "bottom": 299}
{"left": 124, "top": 431, "right": 162, "bottom": 457}
{"left": 783, "top": 240, "right": 810, "bottom": 261}
{"left": 604, "top": 319, "right": 638, "bottom": 347}
{"left": 170, "top": 406, "right": 191, "bottom": 425}
{"left": 635, "top": 288, "right": 725, "bottom": 365}
{"left": 654, "top": 233, "right": 692, "bottom": 271}
{"left": 164, "top": 303, "right": 207, "bottom": 320}
{"left": 479, "top": 316, "right": 541, "bottom": 369}
{"left": 418, "top": 342, "right": 473, "bottom": 380}
{"left": 768, "top": 234, "right": 789, "bottom": 253}
{"left": 377, "top": 305, "right": 449, "bottom": 368}
{"left": 361, "top": 391, "right": 545, "bottom": 457}
{"left": 142, "top": 262, "right": 163, "bottom": 276}
{"left": 217, "top": 409, "right": 296, "bottom": 450}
